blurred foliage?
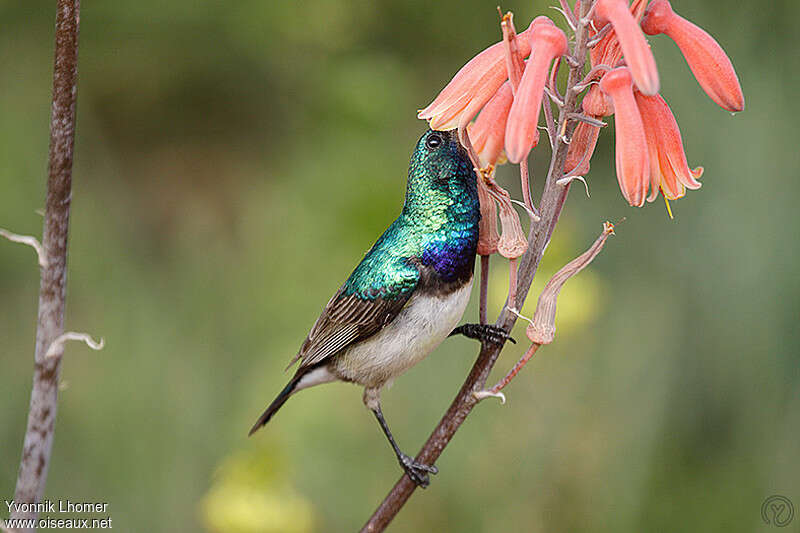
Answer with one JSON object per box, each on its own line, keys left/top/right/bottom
{"left": 1, "top": 1, "right": 799, "bottom": 532}
{"left": 201, "top": 444, "right": 314, "bottom": 533}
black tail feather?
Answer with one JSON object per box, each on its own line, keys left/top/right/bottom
{"left": 248, "top": 374, "right": 303, "bottom": 436}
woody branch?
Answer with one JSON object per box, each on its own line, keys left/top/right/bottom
{"left": 9, "top": 0, "right": 83, "bottom": 526}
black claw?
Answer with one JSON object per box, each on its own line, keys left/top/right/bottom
{"left": 449, "top": 324, "right": 516, "bottom": 346}
{"left": 399, "top": 452, "right": 438, "bottom": 488}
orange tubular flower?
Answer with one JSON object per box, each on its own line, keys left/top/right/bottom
{"left": 594, "top": 0, "right": 659, "bottom": 95}
{"left": 599, "top": 67, "right": 649, "bottom": 207}
{"left": 641, "top": 0, "right": 744, "bottom": 113}
{"left": 504, "top": 19, "right": 567, "bottom": 164}
{"left": 469, "top": 82, "right": 513, "bottom": 168}
{"left": 585, "top": 0, "right": 649, "bottom": 117}
{"left": 417, "top": 20, "right": 536, "bottom": 131}
{"left": 635, "top": 92, "right": 703, "bottom": 201}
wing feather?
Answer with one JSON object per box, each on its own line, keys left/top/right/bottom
{"left": 291, "top": 287, "right": 414, "bottom": 369}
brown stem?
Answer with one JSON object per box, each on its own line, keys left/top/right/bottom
{"left": 11, "top": 0, "right": 81, "bottom": 524}
{"left": 519, "top": 158, "right": 534, "bottom": 213}
{"left": 507, "top": 258, "right": 519, "bottom": 312}
{"left": 361, "top": 2, "right": 595, "bottom": 531}
{"left": 489, "top": 343, "right": 541, "bottom": 393}
{"left": 479, "top": 254, "right": 489, "bottom": 324}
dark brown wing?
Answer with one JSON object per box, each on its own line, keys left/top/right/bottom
{"left": 288, "top": 288, "right": 413, "bottom": 369}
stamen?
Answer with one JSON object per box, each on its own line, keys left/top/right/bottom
{"left": 663, "top": 193, "right": 674, "bottom": 219}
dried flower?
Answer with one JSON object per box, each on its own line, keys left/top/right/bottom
{"left": 599, "top": 67, "right": 650, "bottom": 207}
{"left": 641, "top": 0, "right": 744, "bottom": 112}
{"left": 491, "top": 184, "right": 528, "bottom": 259}
{"left": 635, "top": 92, "right": 703, "bottom": 201}
{"left": 527, "top": 222, "right": 615, "bottom": 344}
{"left": 476, "top": 172, "right": 500, "bottom": 256}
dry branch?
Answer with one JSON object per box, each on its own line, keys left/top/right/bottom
{"left": 10, "top": 0, "right": 81, "bottom": 526}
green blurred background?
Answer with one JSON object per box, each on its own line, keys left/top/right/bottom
{"left": 2, "top": 1, "right": 798, "bottom": 531}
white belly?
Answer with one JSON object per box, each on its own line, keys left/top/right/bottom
{"left": 333, "top": 279, "right": 473, "bottom": 388}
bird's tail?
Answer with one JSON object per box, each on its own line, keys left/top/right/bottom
{"left": 248, "top": 373, "right": 304, "bottom": 436}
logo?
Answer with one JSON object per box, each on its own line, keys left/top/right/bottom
{"left": 761, "top": 495, "right": 794, "bottom": 528}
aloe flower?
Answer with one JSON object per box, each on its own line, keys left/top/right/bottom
{"left": 641, "top": 0, "right": 744, "bottom": 112}
{"left": 418, "top": 20, "right": 537, "bottom": 131}
{"left": 585, "top": 0, "right": 649, "bottom": 117}
{"left": 594, "top": 0, "right": 659, "bottom": 95}
{"left": 635, "top": 92, "right": 703, "bottom": 201}
{"left": 504, "top": 19, "right": 567, "bottom": 163}
{"left": 469, "top": 82, "right": 513, "bottom": 167}
{"left": 600, "top": 67, "right": 650, "bottom": 207}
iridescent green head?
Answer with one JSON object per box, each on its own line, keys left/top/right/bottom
{"left": 403, "top": 129, "right": 478, "bottom": 218}
{"left": 340, "top": 129, "right": 481, "bottom": 299}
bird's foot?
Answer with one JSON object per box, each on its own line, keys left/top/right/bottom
{"left": 449, "top": 324, "right": 516, "bottom": 345}
{"left": 398, "top": 452, "right": 438, "bottom": 488}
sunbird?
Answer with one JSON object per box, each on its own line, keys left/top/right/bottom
{"left": 249, "top": 129, "right": 512, "bottom": 487}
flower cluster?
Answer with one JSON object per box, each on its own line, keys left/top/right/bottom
{"left": 418, "top": 0, "right": 743, "bottom": 213}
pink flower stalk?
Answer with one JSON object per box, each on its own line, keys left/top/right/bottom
{"left": 594, "top": 0, "right": 659, "bottom": 95}
{"left": 504, "top": 20, "right": 567, "bottom": 164}
{"left": 599, "top": 67, "right": 650, "bottom": 207}
{"left": 641, "top": 0, "right": 744, "bottom": 113}
{"left": 469, "top": 82, "right": 513, "bottom": 167}
{"left": 635, "top": 92, "right": 703, "bottom": 201}
{"left": 417, "top": 20, "right": 536, "bottom": 131}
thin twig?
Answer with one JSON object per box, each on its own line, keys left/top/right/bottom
{"left": 543, "top": 86, "right": 565, "bottom": 108}
{"left": 0, "top": 228, "right": 48, "bottom": 268}
{"left": 44, "top": 332, "right": 105, "bottom": 359}
{"left": 586, "top": 22, "right": 613, "bottom": 47}
{"left": 548, "top": 56, "right": 564, "bottom": 105}
{"left": 519, "top": 159, "right": 535, "bottom": 213}
{"left": 552, "top": 2, "right": 577, "bottom": 31}
{"left": 566, "top": 112, "right": 606, "bottom": 127}
{"left": 487, "top": 343, "right": 541, "bottom": 394}
{"left": 361, "top": 1, "right": 595, "bottom": 530}
{"left": 542, "top": 92, "right": 557, "bottom": 148}
{"left": 11, "top": 0, "right": 81, "bottom": 525}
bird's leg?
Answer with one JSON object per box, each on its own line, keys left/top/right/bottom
{"left": 363, "top": 387, "right": 438, "bottom": 488}
{"left": 449, "top": 323, "right": 516, "bottom": 345}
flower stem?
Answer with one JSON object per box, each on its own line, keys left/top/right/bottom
{"left": 479, "top": 255, "right": 490, "bottom": 324}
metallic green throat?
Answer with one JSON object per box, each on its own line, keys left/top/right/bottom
{"left": 341, "top": 129, "right": 480, "bottom": 301}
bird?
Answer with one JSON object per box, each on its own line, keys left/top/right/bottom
{"left": 249, "top": 128, "right": 513, "bottom": 487}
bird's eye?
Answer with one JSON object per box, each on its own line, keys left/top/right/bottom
{"left": 426, "top": 133, "right": 442, "bottom": 149}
